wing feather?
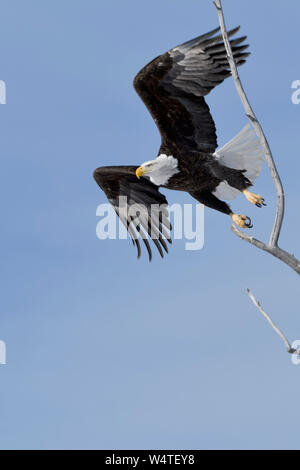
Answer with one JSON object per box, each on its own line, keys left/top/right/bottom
{"left": 133, "top": 26, "right": 250, "bottom": 155}
{"left": 94, "top": 166, "right": 171, "bottom": 260}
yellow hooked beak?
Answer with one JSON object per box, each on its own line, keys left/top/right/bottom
{"left": 136, "top": 166, "right": 145, "bottom": 179}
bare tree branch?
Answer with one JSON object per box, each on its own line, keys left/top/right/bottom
{"left": 247, "top": 289, "right": 300, "bottom": 355}
{"left": 214, "top": 0, "right": 285, "bottom": 248}
{"left": 213, "top": 0, "right": 300, "bottom": 356}
{"left": 213, "top": 0, "right": 300, "bottom": 274}
{"left": 231, "top": 225, "right": 300, "bottom": 274}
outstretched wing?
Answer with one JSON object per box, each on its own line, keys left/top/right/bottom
{"left": 93, "top": 166, "right": 172, "bottom": 261}
{"left": 134, "top": 26, "right": 249, "bottom": 154}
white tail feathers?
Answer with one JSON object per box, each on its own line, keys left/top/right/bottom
{"left": 212, "top": 124, "right": 265, "bottom": 201}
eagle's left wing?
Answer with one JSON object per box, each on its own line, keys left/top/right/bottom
{"left": 93, "top": 166, "right": 172, "bottom": 260}
{"left": 134, "top": 26, "right": 249, "bottom": 154}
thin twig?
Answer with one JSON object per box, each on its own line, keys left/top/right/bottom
{"left": 247, "top": 289, "right": 300, "bottom": 355}
{"left": 231, "top": 225, "right": 300, "bottom": 274}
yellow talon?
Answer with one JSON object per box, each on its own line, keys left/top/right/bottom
{"left": 243, "top": 189, "right": 266, "bottom": 208}
{"left": 230, "top": 213, "right": 253, "bottom": 229}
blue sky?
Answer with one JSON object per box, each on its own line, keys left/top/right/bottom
{"left": 0, "top": 0, "right": 300, "bottom": 450}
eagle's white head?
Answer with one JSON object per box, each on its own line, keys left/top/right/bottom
{"left": 135, "top": 154, "right": 179, "bottom": 186}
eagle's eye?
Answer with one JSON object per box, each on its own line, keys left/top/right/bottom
{"left": 142, "top": 163, "right": 153, "bottom": 172}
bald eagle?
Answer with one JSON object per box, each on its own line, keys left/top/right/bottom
{"left": 94, "top": 26, "right": 265, "bottom": 260}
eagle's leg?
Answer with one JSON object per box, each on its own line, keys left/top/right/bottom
{"left": 230, "top": 213, "right": 253, "bottom": 228}
{"left": 189, "top": 190, "right": 252, "bottom": 228}
{"left": 243, "top": 189, "right": 266, "bottom": 208}
{"left": 209, "top": 162, "right": 266, "bottom": 210}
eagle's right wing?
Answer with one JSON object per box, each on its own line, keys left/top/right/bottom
{"left": 133, "top": 26, "right": 249, "bottom": 155}
{"left": 93, "top": 166, "right": 172, "bottom": 261}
